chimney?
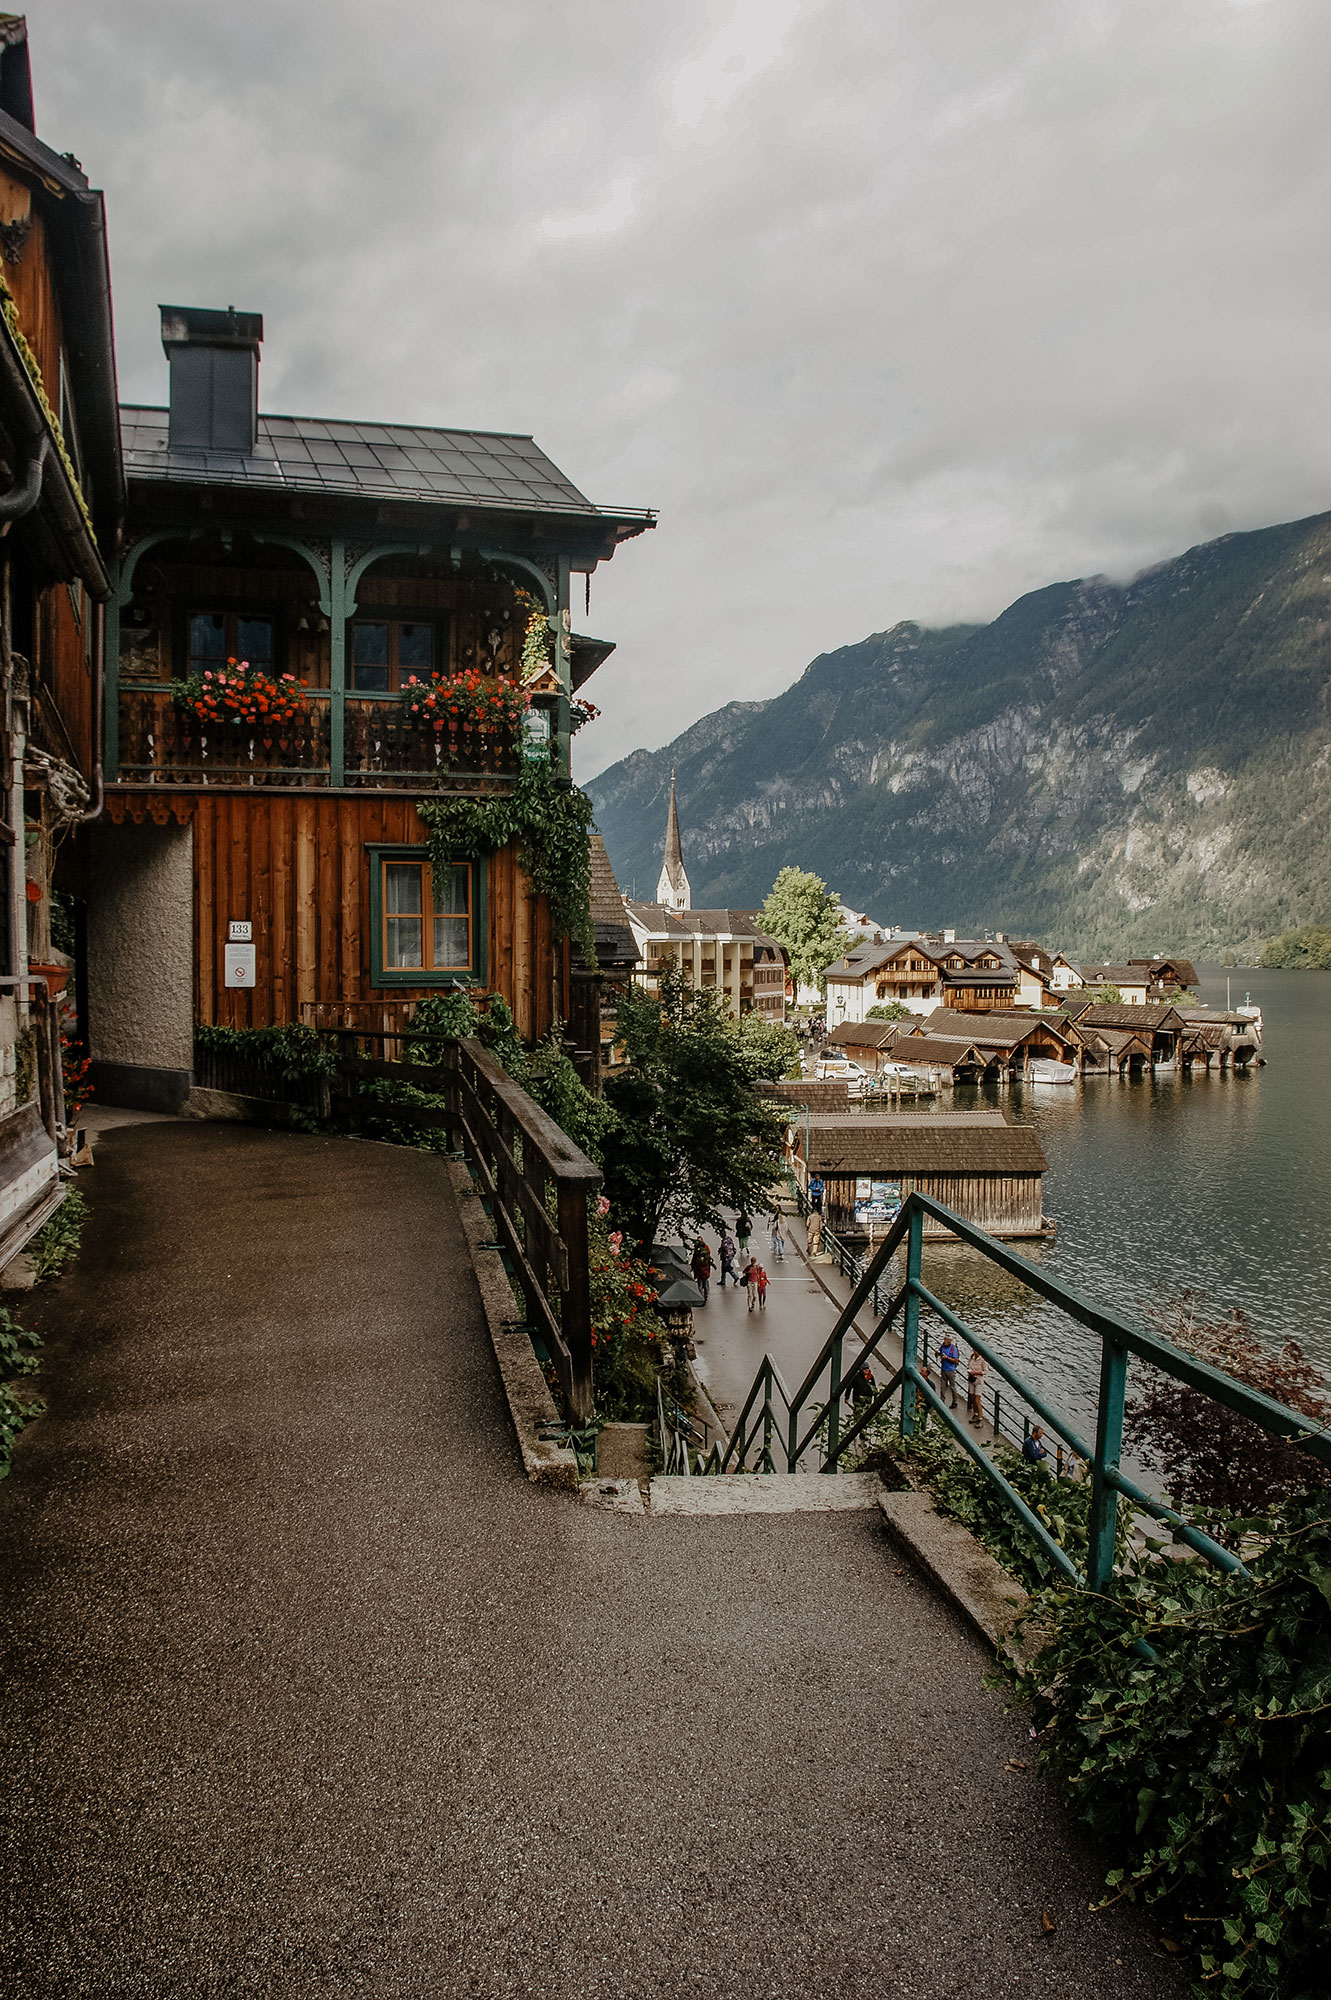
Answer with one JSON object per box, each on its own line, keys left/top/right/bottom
{"left": 160, "top": 304, "right": 263, "bottom": 453}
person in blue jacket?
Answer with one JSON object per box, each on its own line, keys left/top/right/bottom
{"left": 1022, "top": 1425, "right": 1050, "bottom": 1465}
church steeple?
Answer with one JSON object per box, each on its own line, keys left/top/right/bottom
{"left": 656, "top": 772, "right": 691, "bottom": 910}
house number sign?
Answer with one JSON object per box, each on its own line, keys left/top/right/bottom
{"left": 225, "top": 918, "right": 255, "bottom": 988}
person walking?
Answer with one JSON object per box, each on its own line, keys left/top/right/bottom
{"left": 743, "top": 1257, "right": 761, "bottom": 1311}
{"left": 847, "top": 1361, "right": 876, "bottom": 1413}
{"left": 967, "top": 1348, "right": 989, "bottom": 1426}
{"left": 808, "top": 1175, "right": 824, "bottom": 1214}
{"left": 938, "top": 1334, "right": 961, "bottom": 1409}
{"left": 770, "top": 1213, "right": 786, "bottom": 1261}
{"left": 691, "top": 1238, "right": 713, "bottom": 1304}
{"left": 719, "top": 1229, "right": 737, "bottom": 1288}
{"left": 736, "top": 1211, "right": 753, "bottom": 1258}
{"left": 755, "top": 1263, "right": 769, "bottom": 1311}
{"left": 806, "top": 1208, "right": 824, "bottom": 1255}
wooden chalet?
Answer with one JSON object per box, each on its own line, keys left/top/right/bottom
{"left": 0, "top": 19, "right": 121, "bottom": 1257}
{"left": 88, "top": 304, "right": 653, "bottom": 1109}
{"left": 789, "top": 1112, "right": 1050, "bottom": 1241}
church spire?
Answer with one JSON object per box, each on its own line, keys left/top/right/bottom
{"left": 656, "top": 771, "right": 691, "bottom": 910}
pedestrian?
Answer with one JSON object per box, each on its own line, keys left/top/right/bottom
{"left": 736, "top": 1210, "right": 752, "bottom": 1257}
{"left": 806, "top": 1209, "right": 824, "bottom": 1255}
{"left": 1022, "top": 1424, "right": 1050, "bottom": 1465}
{"left": 808, "top": 1175, "right": 825, "bottom": 1214}
{"left": 691, "top": 1238, "right": 713, "bottom": 1304}
{"left": 847, "top": 1360, "right": 876, "bottom": 1412}
{"left": 770, "top": 1212, "right": 786, "bottom": 1261}
{"left": 967, "top": 1348, "right": 989, "bottom": 1427}
{"left": 938, "top": 1333, "right": 961, "bottom": 1409}
{"left": 719, "top": 1229, "right": 737, "bottom": 1287}
{"left": 755, "top": 1263, "right": 769, "bottom": 1311}
{"left": 743, "top": 1257, "right": 760, "bottom": 1311}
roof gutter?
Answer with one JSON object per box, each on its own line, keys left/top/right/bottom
{"left": 0, "top": 303, "right": 108, "bottom": 596}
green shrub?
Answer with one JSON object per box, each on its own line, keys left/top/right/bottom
{"left": 1004, "top": 1495, "right": 1331, "bottom": 2000}
{"left": 28, "top": 1186, "right": 88, "bottom": 1282}
{"left": 0, "top": 1304, "right": 43, "bottom": 1478}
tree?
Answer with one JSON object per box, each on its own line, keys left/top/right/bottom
{"left": 601, "top": 964, "right": 787, "bottom": 1249}
{"left": 734, "top": 1012, "right": 802, "bottom": 1081}
{"left": 760, "top": 867, "right": 844, "bottom": 995}
{"left": 1125, "top": 1293, "right": 1331, "bottom": 1523}
{"left": 866, "top": 1000, "right": 912, "bottom": 1022}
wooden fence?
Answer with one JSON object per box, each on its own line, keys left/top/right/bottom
{"left": 320, "top": 1029, "right": 601, "bottom": 1422}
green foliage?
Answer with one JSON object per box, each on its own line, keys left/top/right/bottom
{"left": 523, "top": 1031, "right": 615, "bottom": 1166}
{"left": 1260, "top": 924, "right": 1331, "bottom": 969}
{"left": 0, "top": 1301, "right": 43, "bottom": 1479}
{"left": 858, "top": 1409, "right": 1105, "bottom": 1591}
{"left": 1004, "top": 1494, "right": 1331, "bottom": 2000}
{"left": 1097, "top": 983, "right": 1123, "bottom": 1005}
{"left": 866, "top": 1000, "right": 913, "bottom": 1021}
{"left": 417, "top": 758, "right": 595, "bottom": 960}
{"left": 28, "top": 1187, "right": 88, "bottom": 1283}
{"left": 734, "top": 1012, "right": 802, "bottom": 1081}
{"left": 759, "top": 867, "right": 844, "bottom": 993}
{"left": 193, "top": 1021, "right": 339, "bottom": 1081}
{"left": 14, "top": 1027, "right": 35, "bottom": 1108}
{"left": 586, "top": 1209, "right": 673, "bottom": 1420}
{"left": 601, "top": 962, "right": 786, "bottom": 1248}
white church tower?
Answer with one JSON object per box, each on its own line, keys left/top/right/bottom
{"left": 655, "top": 773, "right": 691, "bottom": 910}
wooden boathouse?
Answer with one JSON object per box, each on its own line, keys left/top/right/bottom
{"left": 789, "top": 1112, "right": 1050, "bottom": 1241}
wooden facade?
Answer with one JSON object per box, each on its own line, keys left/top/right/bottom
{"left": 104, "top": 790, "right": 564, "bottom": 1042}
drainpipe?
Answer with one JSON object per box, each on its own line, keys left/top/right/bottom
{"left": 0, "top": 433, "right": 49, "bottom": 519}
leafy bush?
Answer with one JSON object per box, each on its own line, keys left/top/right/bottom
{"left": 866, "top": 1000, "right": 913, "bottom": 1022}
{"left": 193, "top": 1020, "right": 338, "bottom": 1082}
{"left": 1006, "top": 1495, "right": 1331, "bottom": 2000}
{"left": 28, "top": 1186, "right": 88, "bottom": 1282}
{"left": 1126, "top": 1296, "right": 1331, "bottom": 1525}
{"left": 734, "top": 1012, "right": 802, "bottom": 1081}
{"left": 0, "top": 1304, "right": 43, "bottom": 1478}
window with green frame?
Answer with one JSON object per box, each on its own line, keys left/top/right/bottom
{"left": 368, "top": 846, "right": 485, "bottom": 987}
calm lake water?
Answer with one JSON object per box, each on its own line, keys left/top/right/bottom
{"left": 910, "top": 965, "right": 1331, "bottom": 1436}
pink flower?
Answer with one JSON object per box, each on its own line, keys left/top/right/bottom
{"left": 596, "top": 1195, "right": 610, "bottom": 1217}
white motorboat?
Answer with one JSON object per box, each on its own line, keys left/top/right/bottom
{"left": 1028, "top": 1058, "right": 1078, "bottom": 1085}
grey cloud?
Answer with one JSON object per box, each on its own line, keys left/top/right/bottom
{"left": 35, "top": 0, "right": 1331, "bottom": 773}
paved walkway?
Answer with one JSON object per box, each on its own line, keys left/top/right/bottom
{"left": 0, "top": 1124, "right": 1182, "bottom": 1999}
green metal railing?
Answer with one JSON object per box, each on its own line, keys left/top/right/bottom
{"left": 722, "top": 1191, "right": 1331, "bottom": 1591}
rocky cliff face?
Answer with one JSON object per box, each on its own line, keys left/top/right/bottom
{"left": 588, "top": 511, "right": 1331, "bottom": 955}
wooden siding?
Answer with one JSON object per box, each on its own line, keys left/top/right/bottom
{"left": 0, "top": 175, "right": 60, "bottom": 399}
{"left": 108, "top": 792, "right": 560, "bottom": 1041}
{"left": 820, "top": 1170, "right": 1047, "bottom": 1239}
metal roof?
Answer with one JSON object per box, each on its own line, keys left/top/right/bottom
{"left": 119, "top": 404, "right": 632, "bottom": 518}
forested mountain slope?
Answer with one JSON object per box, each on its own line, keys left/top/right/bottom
{"left": 588, "top": 511, "right": 1331, "bottom": 956}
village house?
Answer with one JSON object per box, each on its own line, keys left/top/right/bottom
{"left": 907, "top": 1006, "right": 1081, "bottom": 1079}
{"left": 85, "top": 302, "right": 653, "bottom": 1110}
{"left": 0, "top": 18, "right": 121, "bottom": 1260}
{"left": 824, "top": 932, "right": 1044, "bottom": 1020}
{"left": 788, "top": 1110, "right": 1050, "bottom": 1241}
{"left": 624, "top": 902, "right": 788, "bottom": 1021}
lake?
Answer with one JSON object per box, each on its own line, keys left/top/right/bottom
{"left": 910, "top": 965, "right": 1331, "bottom": 1435}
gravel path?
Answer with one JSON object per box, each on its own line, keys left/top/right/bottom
{"left": 0, "top": 1122, "right": 1182, "bottom": 1999}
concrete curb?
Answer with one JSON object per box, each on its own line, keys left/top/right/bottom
{"left": 648, "top": 1471, "right": 886, "bottom": 1516}
{"left": 877, "top": 1488, "right": 1033, "bottom": 1659}
{"left": 447, "top": 1159, "right": 579, "bottom": 1492}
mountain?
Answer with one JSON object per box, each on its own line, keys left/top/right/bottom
{"left": 587, "top": 510, "right": 1331, "bottom": 957}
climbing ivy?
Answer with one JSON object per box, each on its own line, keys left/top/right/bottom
{"left": 417, "top": 759, "right": 596, "bottom": 962}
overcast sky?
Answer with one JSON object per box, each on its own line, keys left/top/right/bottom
{"left": 37, "top": 0, "right": 1331, "bottom": 775}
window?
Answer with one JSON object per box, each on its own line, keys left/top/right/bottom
{"left": 349, "top": 617, "right": 442, "bottom": 693}
{"left": 189, "top": 611, "right": 275, "bottom": 673}
{"left": 368, "top": 847, "right": 484, "bottom": 987}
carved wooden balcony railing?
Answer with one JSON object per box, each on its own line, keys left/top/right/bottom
{"left": 116, "top": 688, "right": 521, "bottom": 790}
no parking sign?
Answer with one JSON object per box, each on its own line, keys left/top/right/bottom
{"left": 225, "top": 920, "right": 255, "bottom": 988}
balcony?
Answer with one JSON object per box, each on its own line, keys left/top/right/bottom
{"left": 116, "top": 688, "right": 522, "bottom": 791}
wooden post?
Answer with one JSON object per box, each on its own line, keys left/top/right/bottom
{"left": 558, "top": 1173, "right": 593, "bottom": 1423}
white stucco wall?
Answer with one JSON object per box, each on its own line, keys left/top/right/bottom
{"left": 86, "top": 820, "right": 194, "bottom": 1072}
